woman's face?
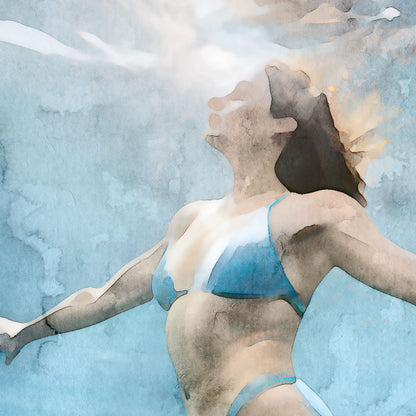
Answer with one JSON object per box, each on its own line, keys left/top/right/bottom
{"left": 205, "top": 69, "right": 297, "bottom": 153}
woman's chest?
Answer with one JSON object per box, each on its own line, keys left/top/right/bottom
{"left": 166, "top": 207, "right": 271, "bottom": 290}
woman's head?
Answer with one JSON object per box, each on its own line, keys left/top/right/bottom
{"left": 205, "top": 70, "right": 297, "bottom": 158}
{"left": 206, "top": 64, "right": 366, "bottom": 206}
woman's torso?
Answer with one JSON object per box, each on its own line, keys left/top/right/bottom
{"left": 155, "top": 192, "right": 334, "bottom": 416}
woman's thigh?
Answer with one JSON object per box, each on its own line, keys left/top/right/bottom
{"left": 238, "top": 383, "right": 319, "bottom": 416}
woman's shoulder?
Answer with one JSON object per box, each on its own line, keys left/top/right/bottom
{"left": 273, "top": 190, "right": 366, "bottom": 235}
{"left": 298, "top": 189, "right": 363, "bottom": 207}
{"left": 167, "top": 199, "right": 221, "bottom": 241}
{"left": 269, "top": 190, "right": 369, "bottom": 254}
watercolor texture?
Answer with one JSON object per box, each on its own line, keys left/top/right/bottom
{"left": 0, "top": 1, "right": 416, "bottom": 415}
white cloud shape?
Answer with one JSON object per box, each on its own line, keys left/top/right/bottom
{"left": 0, "top": 20, "right": 157, "bottom": 70}
{"left": 0, "top": 20, "right": 87, "bottom": 59}
{"left": 79, "top": 31, "right": 156, "bottom": 69}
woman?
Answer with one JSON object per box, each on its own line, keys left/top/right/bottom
{"left": 1, "top": 64, "right": 415, "bottom": 416}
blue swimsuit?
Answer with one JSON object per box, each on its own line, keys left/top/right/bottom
{"left": 152, "top": 193, "right": 333, "bottom": 416}
{"left": 152, "top": 192, "right": 306, "bottom": 317}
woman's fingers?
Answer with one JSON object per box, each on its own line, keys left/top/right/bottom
{"left": 5, "top": 348, "right": 20, "bottom": 366}
{"left": 0, "top": 333, "right": 19, "bottom": 366}
{"left": 0, "top": 318, "right": 24, "bottom": 365}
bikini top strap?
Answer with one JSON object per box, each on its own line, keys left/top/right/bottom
{"left": 266, "top": 191, "right": 306, "bottom": 317}
{"left": 267, "top": 191, "right": 289, "bottom": 235}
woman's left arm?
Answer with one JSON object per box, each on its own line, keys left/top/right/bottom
{"left": 322, "top": 193, "right": 416, "bottom": 305}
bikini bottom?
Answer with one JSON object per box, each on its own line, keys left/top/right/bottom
{"left": 227, "top": 372, "right": 333, "bottom": 416}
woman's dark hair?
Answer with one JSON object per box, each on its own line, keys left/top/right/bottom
{"left": 266, "top": 65, "right": 367, "bottom": 207}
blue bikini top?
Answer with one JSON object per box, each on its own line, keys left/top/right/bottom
{"left": 152, "top": 193, "right": 306, "bottom": 317}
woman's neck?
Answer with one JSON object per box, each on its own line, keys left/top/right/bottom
{"left": 230, "top": 158, "right": 287, "bottom": 203}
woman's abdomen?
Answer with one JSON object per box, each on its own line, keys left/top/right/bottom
{"left": 165, "top": 291, "right": 301, "bottom": 416}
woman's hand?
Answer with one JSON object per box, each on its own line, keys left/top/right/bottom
{"left": 0, "top": 318, "right": 25, "bottom": 365}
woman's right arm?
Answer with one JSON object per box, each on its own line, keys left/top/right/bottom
{"left": 0, "top": 238, "right": 167, "bottom": 365}
{"left": 0, "top": 199, "right": 206, "bottom": 365}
